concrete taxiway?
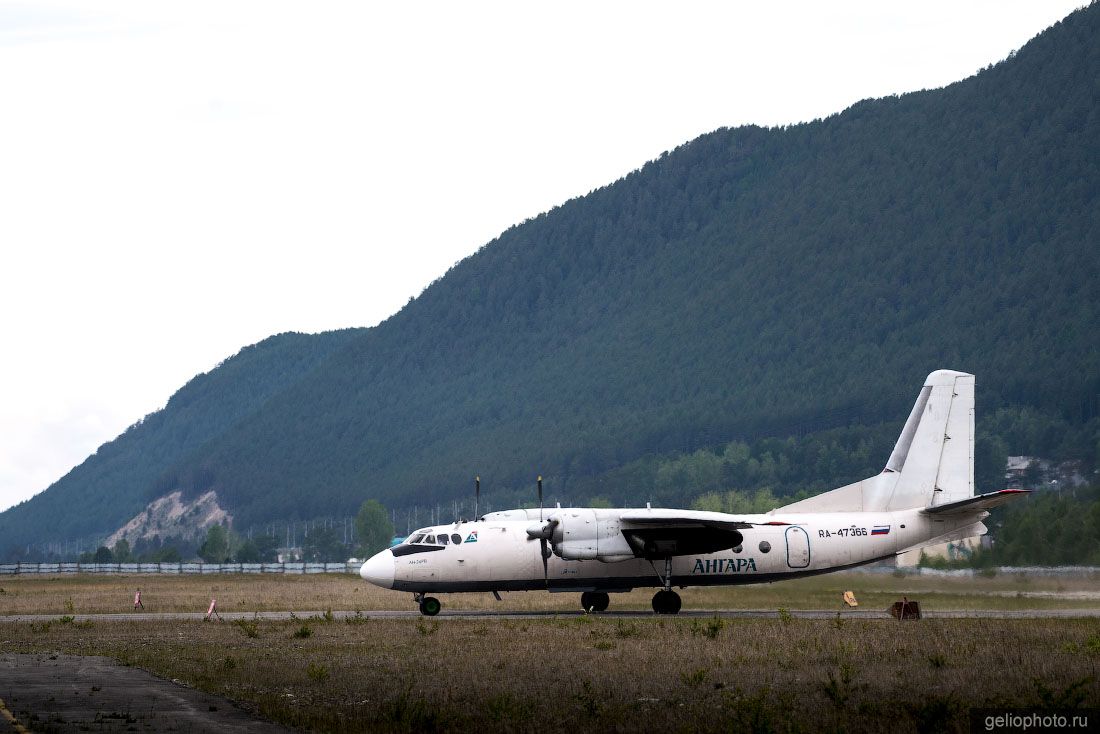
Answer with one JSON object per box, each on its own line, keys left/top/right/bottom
{"left": 0, "top": 653, "right": 294, "bottom": 733}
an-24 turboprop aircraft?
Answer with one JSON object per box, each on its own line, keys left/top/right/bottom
{"left": 360, "top": 370, "right": 1028, "bottom": 615}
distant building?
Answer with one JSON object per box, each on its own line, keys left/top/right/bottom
{"left": 277, "top": 547, "right": 302, "bottom": 563}
{"left": 1005, "top": 455, "right": 1036, "bottom": 478}
{"left": 1006, "top": 455, "right": 1088, "bottom": 490}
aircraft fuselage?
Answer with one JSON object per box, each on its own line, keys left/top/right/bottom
{"left": 371, "top": 506, "right": 962, "bottom": 595}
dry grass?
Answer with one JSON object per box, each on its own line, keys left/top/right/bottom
{"left": 1, "top": 573, "right": 1099, "bottom": 731}
{"left": 1, "top": 569, "right": 1099, "bottom": 615}
{"left": 2, "top": 614, "right": 1098, "bottom": 732}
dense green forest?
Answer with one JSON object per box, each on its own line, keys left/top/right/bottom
{"left": 989, "top": 484, "right": 1100, "bottom": 566}
{"left": 1, "top": 4, "right": 1097, "bottom": 560}
{"left": 920, "top": 484, "right": 1100, "bottom": 568}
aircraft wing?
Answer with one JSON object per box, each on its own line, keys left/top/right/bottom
{"left": 616, "top": 509, "right": 760, "bottom": 559}
{"left": 618, "top": 508, "right": 755, "bottom": 530}
{"left": 922, "top": 488, "right": 1031, "bottom": 516}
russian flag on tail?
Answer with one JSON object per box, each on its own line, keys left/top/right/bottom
{"left": 871, "top": 525, "right": 891, "bottom": 536}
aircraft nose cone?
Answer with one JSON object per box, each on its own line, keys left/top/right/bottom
{"left": 360, "top": 549, "right": 395, "bottom": 589}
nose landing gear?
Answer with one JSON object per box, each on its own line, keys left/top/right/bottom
{"left": 414, "top": 593, "right": 441, "bottom": 616}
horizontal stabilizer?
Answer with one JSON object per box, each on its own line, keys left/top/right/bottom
{"left": 921, "top": 489, "right": 1030, "bottom": 516}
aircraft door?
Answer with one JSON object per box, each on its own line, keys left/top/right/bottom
{"left": 785, "top": 526, "right": 810, "bottom": 569}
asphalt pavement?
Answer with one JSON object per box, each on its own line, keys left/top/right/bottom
{"left": 0, "top": 653, "right": 296, "bottom": 733}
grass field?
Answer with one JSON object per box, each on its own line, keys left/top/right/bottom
{"left": 1, "top": 568, "right": 1099, "bottom": 615}
{"left": 2, "top": 572, "right": 1099, "bottom": 732}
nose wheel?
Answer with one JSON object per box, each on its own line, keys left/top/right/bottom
{"left": 580, "top": 591, "right": 610, "bottom": 612}
{"left": 416, "top": 595, "right": 441, "bottom": 616}
{"left": 651, "top": 589, "right": 682, "bottom": 614}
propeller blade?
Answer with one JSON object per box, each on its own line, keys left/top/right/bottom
{"left": 475, "top": 476, "right": 480, "bottom": 519}
{"left": 537, "top": 476, "right": 543, "bottom": 522}
{"left": 540, "top": 539, "right": 549, "bottom": 585}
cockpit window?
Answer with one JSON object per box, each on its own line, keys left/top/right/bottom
{"left": 408, "top": 533, "right": 426, "bottom": 544}
{"left": 423, "top": 535, "right": 436, "bottom": 545}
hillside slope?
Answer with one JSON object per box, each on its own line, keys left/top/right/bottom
{"left": 195, "top": 4, "right": 1098, "bottom": 523}
{"left": 0, "top": 330, "right": 359, "bottom": 553}
{"left": 3, "top": 4, "right": 1097, "bottom": 555}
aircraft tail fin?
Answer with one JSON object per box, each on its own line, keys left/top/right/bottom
{"left": 777, "top": 370, "right": 976, "bottom": 514}
{"left": 880, "top": 370, "right": 974, "bottom": 511}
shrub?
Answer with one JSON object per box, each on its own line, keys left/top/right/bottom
{"left": 235, "top": 619, "right": 260, "bottom": 638}
{"left": 306, "top": 662, "right": 329, "bottom": 682}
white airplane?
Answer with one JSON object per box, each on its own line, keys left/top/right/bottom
{"left": 360, "top": 370, "right": 1028, "bottom": 615}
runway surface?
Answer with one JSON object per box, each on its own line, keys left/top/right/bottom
{"left": 0, "top": 653, "right": 294, "bottom": 733}
{"left": 3, "top": 607, "right": 1100, "bottom": 623}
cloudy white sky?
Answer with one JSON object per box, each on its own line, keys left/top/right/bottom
{"left": 0, "top": 0, "right": 1084, "bottom": 513}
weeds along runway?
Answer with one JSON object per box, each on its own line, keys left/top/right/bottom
{"left": 3, "top": 608, "right": 1100, "bottom": 623}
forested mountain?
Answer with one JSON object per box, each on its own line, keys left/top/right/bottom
{"left": 0, "top": 331, "right": 359, "bottom": 553}
{"left": 2, "top": 4, "right": 1098, "bottom": 558}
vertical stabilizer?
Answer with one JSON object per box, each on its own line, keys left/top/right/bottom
{"left": 776, "top": 369, "right": 976, "bottom": 515}
{"left": 883, "top": 370, "right": 974, "bottom": 511}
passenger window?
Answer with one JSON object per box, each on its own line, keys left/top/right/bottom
{"left": 451, "top": 534, "right": 462, "bottom": 545}
{"left": 439, "top": 534, "right": 449, "bottom": 545}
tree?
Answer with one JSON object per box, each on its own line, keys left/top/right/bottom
{"left": 303, "top": 527, "right": 347, "bottom": 562}
{"left": 198, "top": 524, "right": 231, "bottom": 563}
{"left": 150, "top": 545, "right": 181, "bottom": 562}
{"left": 975, "top": 435, "right": 1008, "bottom": 492}
{"left": 355, "top": 500, "right": 394, "bottom": 557}
{"left": 235, "top": 539, "right": 261, "bottom": 563}
{"left": 93, "top": 545, "right": 114, "bottom": 563}
{"left": 233, "top": 534, "right": 280, "bottom": 562}
{"left": 112, "top": 539, "right": 132, "bottom": 563}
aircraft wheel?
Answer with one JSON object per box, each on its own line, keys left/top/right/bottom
{"left": 419, "top": 596, "right": 441, "bottom": 616}
{"left": 581, "top": 591, "right": 610, "bottom": 612}
{"left": 652, "top": 589, "right": 682, "bottom": 615}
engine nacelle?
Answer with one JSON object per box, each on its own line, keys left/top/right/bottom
{"left": 551, "top": 509, "right": 635, "bottom": 562}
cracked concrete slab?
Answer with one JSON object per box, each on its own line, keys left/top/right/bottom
{"left": 0, "top": 653, "right": 296, "bottom": 732}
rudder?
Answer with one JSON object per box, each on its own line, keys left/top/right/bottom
{"left": 882, "top": 370, "right": 974, "bottom": 511}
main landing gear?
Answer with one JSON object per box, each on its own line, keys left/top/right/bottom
{"left": 652, "top": 589, "right": 682, "bottom": 614}
{"left": 580, "top": 591, "right": 610, "bottom": 612}
{"left": 651, "top": 556, "right": 682, "bottom": 614}
{"left": 414, "top": 593, "right": 441, "bottom": 616}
